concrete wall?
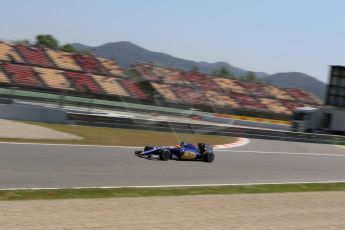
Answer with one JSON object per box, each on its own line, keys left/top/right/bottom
{"left": 0, "top": 104, "right": 67, "bottom": 123}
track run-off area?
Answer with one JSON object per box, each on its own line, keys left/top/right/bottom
{"left": 0, "top": 138, "right": 345, "bottom": 189}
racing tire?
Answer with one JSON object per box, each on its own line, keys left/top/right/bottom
{"left": 203, "top": 152, "right": 215, "bottom": 163}
{"left": 159, "top": 149, "right": 170, "bottom": 161}
{"left": 144, "top": 146, "right": 154, "bottom": 151}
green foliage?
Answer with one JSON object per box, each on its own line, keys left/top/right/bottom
{"left": 211, "top": 69, "right": 219, "bottom": 76}
{"left": 1, "top": 182, "right": 345, "bottom": 200}
{"left": 262, "top": 79, "right": 271, "bottom": 84}
{"left": 35, "top": 34, "right": 59, "bottom": 49}
{"left": 211, "top": 66, "right": 232, "bottom": 78}
{"left": 124, "top": 69, "right": 155, "bottom": 97}
{"left": 219, "top": 66, "right": 231, "bottom": 77}
{"left": 79, "top": 50, "right": 91, "bottom": 55}
{"left": 191, "top": 66, "right": 199, "bottom": 73}
{"left": 245, "top": 71, "right": 257, "bottom": 81}
{"left": 124, "top": 69, "right": 141, "bottom": 80}
{"left": 60, "top": 44, "right": 77, "bottom": 53}
{"left": 13, "top": 39, "right": 32, "bottom": 45}
{"left": 13, "top": 34, "right": 81, "bottom": 54}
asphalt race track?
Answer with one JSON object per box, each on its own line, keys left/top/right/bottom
{"left": 0, "top": 139, "right": 345, "bottom": 189}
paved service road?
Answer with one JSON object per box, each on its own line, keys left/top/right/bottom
{"left": 0, "top": 139, "right": 345, "bottom": 189}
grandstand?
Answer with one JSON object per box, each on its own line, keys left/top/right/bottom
{"left": 0, "top": 41, "right": 147, "bottom": 100}
{"left": 0, "top": 41, "right": 321, "bottom": 117}
{"left": 133, "top": 63, "right": 322, "bottom": 115}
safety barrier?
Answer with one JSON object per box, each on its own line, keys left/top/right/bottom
{"left": 68, "top": 113, "right": 345, "bottom": 145}
{"left": 198, "top": 114, "right": 290, "bottom": 131}
{"left": 2, "top": 87, "right": 343, "bottom": 144}
{"left": 0, "top": 87, "right": 211, "bottom": 117}
{"left": 0, "top": 87, "right": 291, "bottom": 121}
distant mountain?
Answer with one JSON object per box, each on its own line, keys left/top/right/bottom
{"left": 262, "top": 72, "right": 326, "bottom": 100}
{"left": 72, "top": 41, "right": 267, "bottom": 77}
{"left": 72, "top": 41, "right": 326, "bottom": 100}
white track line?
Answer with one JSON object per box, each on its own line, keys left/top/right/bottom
{"left": 0, "top": 141, "right": 342, "bottom": 157}
{"left": 336, "top": 145, "right": 345, "bottom": 150}
{"left": 1, "top": 180, "right": 345, "bottom": 191}
{"left": 216, "top": 149, "right": 345, "bottom": 157}
{"left": 0, "top": 142, "right": 141, "bottom": 148}
{"left": 0, "top": 139, "right": 250, "bottom": 149}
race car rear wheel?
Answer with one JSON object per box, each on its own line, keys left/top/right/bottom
{"left": 203, "top": 152, "right": 215, "bottom": 163}
{"left": 159, "top": 149, "right": 170, "bottom": 161}
{"left": 144, "top": 146, "right": 154, "bottom": 151}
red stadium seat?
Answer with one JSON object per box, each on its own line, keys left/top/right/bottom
{"left": 73, "top": 54, "right": 109, "bottom": 75}
{"left": 120, "top": 79, "right": 148, "bottom": 99}
{"left": 1, "top": 63, "right": 44, "bottom": 87}
{"left": 15, "top": 44, "right": 55, "bottom": 67}
{"left": 64, "top": 72, "right": 104, "bottom": 94}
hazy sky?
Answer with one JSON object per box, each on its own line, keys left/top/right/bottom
{"left": 1, "top": 0, "right": 344, "bottom": 82}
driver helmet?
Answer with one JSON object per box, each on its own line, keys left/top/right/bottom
{"left": 175, "top": 144, "right": 180, "bottom": 148}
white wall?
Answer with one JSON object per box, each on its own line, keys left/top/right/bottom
{"left": 0, "top": 104, "right": 67, "bottom": 123}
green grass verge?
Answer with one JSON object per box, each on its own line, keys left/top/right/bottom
{"left": 0, "top": 122, "right": 236, "bottom": 146}
{"left": 1, "top": 183, "right": 345, "bottom": 201}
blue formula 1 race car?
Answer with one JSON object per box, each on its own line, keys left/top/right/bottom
{"left": 134, "top": 142, "right": 215, "bottom": 162}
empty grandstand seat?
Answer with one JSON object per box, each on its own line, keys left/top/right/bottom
{"left": 46, "top": 50, "right": 82, "bottom": 71}
{"left": 120, "top": 79, "right": 147, "bottom": 99}
{"left": 152, "top": 66, "right": 185, "bottom": 84}
{"left": 134, "top": 64, "right": 159, "bottom": 81}
{"left": 97, "top": 58, "right": 124, "bottom": 76}
{"left": 231, "top": 93, "right": 267, "bottom": 110}
{"left": 181, "top": 72, "right": 220, "bottom": 91}
{"left": 0, "top": 42, "right": 23, "bottom": 63}
{"left": 283, "top": 101, "right": 305, "bottom": 113}
{"left": 205, "top": 91, "right": 238, "bottom": 107}
{"left": 93, "top": 75, "right": 130, "bottom": 96}
{"left": 173, "top": 86, "right": 207, "bottom": 104}
{"left": 151, "top": 83, "right": 177, "bottom": 101}
{"left": 264, "top": 85, "right": 294, "bottom": 100}
{"left": 237, "top": 81, "right": 271, "bottom": 97}
{"left": 198, "top": 79, "right": 221, "bottom": 91}
{"left": 164, "top": 74, "right": 186, "bottom": 85}
{"left": 212, "top": 77, "right": 245, "bottom": 94}
{"left": 1, "top": 63, "right": 44, "bottom": 87}
{"left": 0, "top": 67, "right": 10, "bottom": 83}
{"left": 152, "top": 66, "right": 178, "bottom": 77}
{"left": 182, "top": 72, "right": 208, "bottom": 82}
{"left": 285, "top": 88, "right": 321, "bottom": 104}
{"left": 136, "top": 63, "right": 212, "bottom": 85}
{"left": 34, "top": 67, "right": 72, "bottom": 90}
{"left": 260, "top": 98, "right": 290, "bottom": 114}
{"left": 73, "top": 54, "right": 109, "bottom": 75}
{"left": 64, "top": 72, "right": 104, "bottom": 94}
{"left": 15, "top": 44, "right": 55, "bottom": 67}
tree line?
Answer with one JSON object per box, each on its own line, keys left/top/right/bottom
{"left": 192, "top": 65, "right": 261, "bottom": 82}
{"left": 13, "top": 34, "right": 82, "bottom": 53}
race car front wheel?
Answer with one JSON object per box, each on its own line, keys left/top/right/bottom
{"left": 159, "top": 149, "right": 170, "bottom": 161}
{"left": 203, "top": 152, "right": 215, "bottom": 163}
